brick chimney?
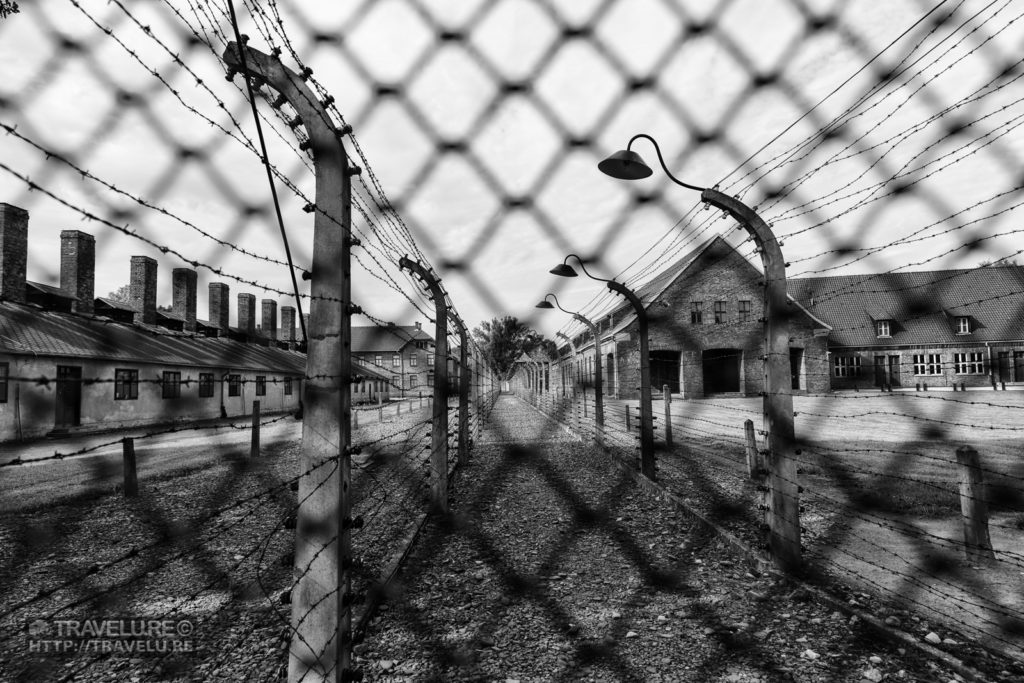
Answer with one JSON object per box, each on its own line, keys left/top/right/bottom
{"left": 129, "top": 256, "right": 157, "bottom": 324}
{"left": 281, "top": 305, "right": 296, "bottom": 348}
{"left": 60, "top": 230, "right": 95, "bottom": 314}
{"left": 172, "top": 268, "right": 197, "bottom": 332}
{"left": 0, "top": 203, "right": 28, "bottom": 304}
{"left": 261, "top": 299, "right": 277, "bottom": 340}
{"left": 238, "top": 293, "right": 256, "bottom": 337}
{"left": 208, "top": 282, "right": 229, "bottom": 335}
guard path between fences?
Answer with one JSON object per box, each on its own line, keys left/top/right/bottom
{"left": 359, "top": 394, "right": 968, "bottom": 682}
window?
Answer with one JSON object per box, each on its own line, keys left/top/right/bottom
{"left": 284, "top": 377, "right": 293, "bottom": 395}
{"left": 374, "top": 354, "right": 383, "bottom": 367}
{"left": 738, "top": 300, "right": 751, "bottom": 322}
{"left": 409, "top": 373, "right": 418, "bottom": 388}
{"left": 0, "top": 362, "right": 7, "bottom": 403}
{"left": 912, "top": 354, "right": 942, "bottom": 375}
{"left": 115, "top": 369, "right": 139, "bottom": 400}
{"left": 256, "top": 376, "right": 266, "bottom": 396}
{"left": 392, "top": 354, "right": 401, "bottom": 367}
{"left": 427, "top": 373, "right": 434, "bottom": 385}
{"left": 228, "top": 374, "right": 241, "bottom": 396}
{"left": 833, "top": 356, "right": 862, "bottom": 378}
{"left": 876, "top": 320, "right": 891, "bottom": 337}
{"left": 199, "top": 373, "right": 214, "bottom": 398}
{"left": 410, "top": 354, "right": 418, "bottom": 367}
{"left": 162, "top": 371, "right": 181, "bottom": 399}
{"left": 956, "top": 317, "right": 971, "bottom": 334}
{"left": 714, "top": 301, "right": 727, "bottom": 324}
{"left": 427, "top": 354, "right": 434, "bottom": 367}
{"left": 954, "top": 352, "right": 985, "bottom": 374}
{"left": 690, "top": 301, "right": 703, "bottom": 324}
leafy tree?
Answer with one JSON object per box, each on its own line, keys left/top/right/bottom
{"left": 471, "top": 316, "right": 555, "bottom": 380}
{"left": 107, "top": 284, "right": 131, "bottom": 303}
{"left": 0, "top": 2, "right": 19, "bottom": 19}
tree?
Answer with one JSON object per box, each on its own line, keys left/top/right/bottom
{"left": 471, "top": 316, "right": 555, "bottom": 380}
{"left": 107, "top": 284, "right": 131, "bottom": 303}
{"left": 0, "top": 2, "right": 19, "bottom": 19}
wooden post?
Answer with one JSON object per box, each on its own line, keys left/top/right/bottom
{"left": 626, "top": 405, "right": 632, "bottom": 432}
{"left": 744, "top": 419, "right": 759, "bottom": 479}
{"left": 956, "top": 446, "right": 995, "bottom": 563}
{"left": 122, "top": 437, "right": 138, "bottom": 498}
{"left": 352, "top": 407, "right": 358, "bottom": 429}
{"left": 745, "top": 420, "right": 770, "bottom": 542}
{"left": 663, "top": 385, "right": 673, "bottom": 447}
{"left": 400, "top": 258, "right": 448, "bottom": 514}
{"left": 250, "top": 400, "right": 261, "bottom": 458}
{"left": 224, "top": 42, "right": 355, "bottom": 681}
{"left": 14, "top": 383, "right": 22, "bottom": 442}
{"left": 378, "top": 393, "right": 383, "bottom": 423}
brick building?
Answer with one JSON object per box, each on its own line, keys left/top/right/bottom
{"left": 0, "top": 203, "right": 307, "bottom": 440}
{"left": 557, "top": 235, "right": 1024, "bottom": 398}
{"left": 352, "top": 323, "right": 434, "bottom": 396}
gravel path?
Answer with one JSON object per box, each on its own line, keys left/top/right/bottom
{"left": 359, "top": 395, "right": 977, "bottom": 682}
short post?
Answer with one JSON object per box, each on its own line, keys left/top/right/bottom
{"left": 378, "top": 393, "right": 383, "bottom": 422}
{"left": 122, "top": 437, "right": 138, "bottom": 498}
{"left": 663, "top": 384, "right": 673, "bottom": 447}
{"left": 583, "top": 386, "right": 588, "bottom": 418}
{"left": 352, "top": 407, "right": 358, "bottom": 429}
{"left": 745, "top": 420, "right": 770, "bottom": 541}
{"left": 625, "top": 406, "right": 632, "bottom": 432}
{"left": 419, "top": 391, "right": 423, "bottom": 408}
{"left": 956, "top": 446, "right": 995, "bottom": 563}
{"left": 250, "top": 400, "right": 261, "bottom": 458}
{"left": 397, "top": 400, "right": 401, "bottom": 415}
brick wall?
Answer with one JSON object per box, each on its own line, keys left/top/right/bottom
{"left": 0, "top": 203, "right": 28, "bottom": 304}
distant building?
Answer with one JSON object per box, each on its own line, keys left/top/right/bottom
{"left": 352, "top": 323, "right": 434, "bottom": 396}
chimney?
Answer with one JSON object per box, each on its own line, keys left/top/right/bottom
{"left": 60, "top": 230, "right": 95, "bottom": 314}
{"left": 129, "top": 255, "right": 157, "bottom": 324}
{"left": 209, "top": 282, "right": 229, "bottom": 335}
{"left": 415, "top": 321, "right": 422, "bottom": 330}
{"left": 172, "top": 268, "right": 197, "bottom": 332}
{"left": 281, "top": 306, "right": 296, "bottom": 348}
{"left": 0, "top": 203, "right": 28, "bottom": 304}
{"left": 261, "top": 299, "right": 277, "bottom": 341}
{"left": 238, "top": 293, "right": 256, "bottom": 337}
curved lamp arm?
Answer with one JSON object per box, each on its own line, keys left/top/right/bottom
{"left": 559, "top": 254, "right": 613, "bottom": 283}
{"left": 626, "top": 134, "right": 705, "bottom": 192}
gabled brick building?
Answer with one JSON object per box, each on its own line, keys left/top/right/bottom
{"left": 558, "top": 234, "right": 1024, "bottom": 398}
{"left": 351, "top": 323, "right": 434, "bottom": 395}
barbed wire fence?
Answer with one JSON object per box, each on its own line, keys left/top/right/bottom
{"left": 1, "top": 0, "right": 1023, "bottom": 681}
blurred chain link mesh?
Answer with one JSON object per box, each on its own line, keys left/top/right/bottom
{"left": 2, "top": 0, "right": 1024, "bottom": 680}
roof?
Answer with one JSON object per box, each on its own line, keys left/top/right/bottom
{"left": 95, "top": 297, "right": 134, "bottom": 311}
{"left": 0, "top": 301, "right": 305, "bottom": 373}
{"left": 789, "top": 267, "right": 1024, "bottom": 347}
{"left": 27, "top": 281, "right": 77, "bottom": 300}
{"left": 351, "top": 324, "right": 432, "bottom": 353}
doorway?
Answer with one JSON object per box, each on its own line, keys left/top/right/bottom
{"left": 55, "top": 365, "right": 82, "bottom": 429}
{"left": 702, "top": 349, "right": 741, "bottom": 394}
{"left": 790, "top": 348, "right": 804, "bottom": 390}
{"left": 650, "top": 350, "right": 681, "bottom": 393}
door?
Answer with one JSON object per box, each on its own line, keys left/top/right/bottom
{"left": 998, "top": 352, "right": 1010, "bottom": 383}
{"left": 650, "top": 350, "right": 681, "bottom": 393}
{"left": 702, "top": 349, "right": 741, "bottom": 394}
{"left": 873, "top": 356, "right": 886, "bottom": 388}
{"left": 888, "top": 355, "right": 901, "bottom": 387}
{"left": 790, "top": 348, "right": 804, "bottom": 390}
{"left": 1014, "top": 351, "right": 1024, "bottom": 382}
{"left": 54, "top": 365, "right": 82, "bottom": 429}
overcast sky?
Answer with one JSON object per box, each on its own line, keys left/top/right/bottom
{"left": 1, "top": 0, "right": 1022, "bottom": 341}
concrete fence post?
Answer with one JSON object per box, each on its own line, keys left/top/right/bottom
{"left": 956, "top": 446, "right": 995, "bottom": 563}
{"left": 122, "top": 437, "right": 138, "bottom": 498}
{"left": 663, "top": 385, "right": 673, "bottom": 447}
{"left": 250, "top": 400, "right": 261, "bottom": 458}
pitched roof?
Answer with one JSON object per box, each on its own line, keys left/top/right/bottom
{"left": 351, "top": 324, "right": 432, "bottom": 353}
{"left": 0, "top": 301, "right": 305, "bottom": 373}
{"left": 27, "top": 281, "right": 76, "bottom": 300}
{"left": 789, "top": 267, "right": 1024, "bottom": 346}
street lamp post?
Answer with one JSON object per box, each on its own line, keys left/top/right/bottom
{"left": 599, "top": 133, "right": 800, "bottom": 570}
{"left": 543, "top": 265, "right": 654, "bottom": 479}
{"left": 536, "top": 294, "right": 604, "bottom": 438}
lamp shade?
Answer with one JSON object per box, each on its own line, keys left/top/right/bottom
{"left": 598, "top": 149, "right": 653, "bottom": 180}
{"left": 535, "top": 300, "right": 554, "bottom": 309}
{"left": 549, "top": 263, "right": 578, "bottom": 277}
